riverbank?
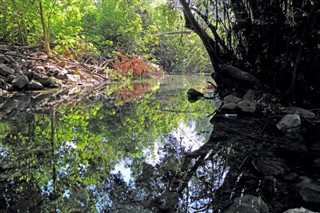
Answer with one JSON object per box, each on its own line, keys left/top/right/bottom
{"left": 0, "top": 47, "right": 163, "bottom": 96}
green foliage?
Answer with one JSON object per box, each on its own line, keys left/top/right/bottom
{"left": 0, "top": 0, "right": 210, "bottom": 74}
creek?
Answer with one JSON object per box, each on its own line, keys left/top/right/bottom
{"left": 0, "top": 74, "right": 319, "bottom": 212}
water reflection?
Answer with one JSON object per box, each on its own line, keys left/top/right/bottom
{"left": 0, "top": 75, "right": 228, "bottom": 212}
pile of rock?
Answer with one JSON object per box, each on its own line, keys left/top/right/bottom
{"left": 219, "top": 90, "right": 257, "bottom": 114}
{"left": 0, "top": 51, "right": 103, "bottom": 93}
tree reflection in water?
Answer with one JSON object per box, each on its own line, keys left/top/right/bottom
{"left": 1, "top": 75, "right": 228, "bottom": 212}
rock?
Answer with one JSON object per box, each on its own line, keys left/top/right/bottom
{"left": 242, "top": 89, "right": 256, "bottom": 101}
{"left": 283, "top": 107, "right": 317, "bottom": 120}
{"left": 6, "top": 75, "right": 16, "bottom": 83}
{"left": 223, "top": 195, "right": 269, "bottom": 213}
{"left": 283, "top": 207, "right": 317, "bottom": 213}
{"left": 46, "top": 65, "right": 61, "bottom": 76}
{"left": 276, "top": 114, "right": 301, "bottom": 131}
{"left": 47, "top": 77, "right": 62, "bottom": 88}
{"left": 237, "top": 100, "right": 256, "bottom": 113}
{"left": 221, "top": 102, "right": 238, "bottom": 112}
{"left": 297, "top": 177, "right": 320, "bottom": 204}
{"left": 66, "top": 74, "right": 81, "bottom": 82}
{"left": 27, "top": 71, "right": 49, "bottom": 85}
{"left": 12, "top": 75, "right": 29, "bottom": 89}
{"left": 0, "top": 54, "right": 11, "bottom": 63}
{"left": 27, "top": 79, "right": 44, "bottom": 90}
{"left": 0, "top": 66, "right": 15, "bottom": 76}
{"left": 34, "top": 65, "right": 46, "bottom": 72}
{"left": 54, "top": 68, "right": 68, "bottom": 79}
{"left": 187, "top": 88, "right": 204, "bottom": 103}
{"left": 223, "top": 95, "right": 242, "bottom": 104}
{"left": 0, "top": 78, "right": 8, "bottom": 90}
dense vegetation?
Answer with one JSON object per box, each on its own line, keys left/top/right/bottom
{"left": 0, "top": 0, "right": 211, "bottom": 74}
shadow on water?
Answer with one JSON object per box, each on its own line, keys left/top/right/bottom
{"left": 0, "top": 75, "right": 320, "bottom": 212}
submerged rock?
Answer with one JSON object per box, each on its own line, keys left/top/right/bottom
{"left": 223, "top": 195, "right": 269, "bottom": 213}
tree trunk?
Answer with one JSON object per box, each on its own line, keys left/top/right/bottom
{"left": 39, "top": 0, "right": 50, "bottom": 54}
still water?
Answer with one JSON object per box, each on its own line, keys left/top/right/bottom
{"left": 0, "top": 75, "right": 226, "bottom": 212}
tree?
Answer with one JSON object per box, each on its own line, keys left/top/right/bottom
{"left": 178, "top": 0, "right": 320, "bottom": 105}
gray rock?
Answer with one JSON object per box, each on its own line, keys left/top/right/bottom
{"left": 0, "top": 66, "right": 15, "bottom": 76}
{"left": 47, "top": 77, "right": 62, "bottom": 88}
{"left": 6, "top": 74, "right": 16, "bottom": 83}
{"left": 283, "top": 107, "right": 317, "bottom": 120}
{"left": 10, "top": 61, "right": 22, "bottom": 73}
{"left": 0, "top": 54, "right": 11, "bottom": 63}
{"left": 34, "top": 65, "right": 46, "bottom": 72}
{"left": 223, "top": 95, "right": 242, "bottom": 104}
{"left": 276, "top": 114, "right": 301, "bottom": 131}
{"left": 27, "top": 71, "right": 49, "bottom": 85}
{"left": 283, "top": 207, "right": 317, "bottom": 213}
{"left": 297, "top": 177, "right": 320, "bottom": 203}
{"left": 54, "top": 68, "right": 68, "bottom": 79}
{"left": 0, "top": 78, "right": 7, "bottom": 89}
{"left": 27, "top": 79, "right": 44, "bottom": 90}
{"left": 66, "top": 74, "right": 81, "bottom": 82}
{"left": 12, "top": 75, "right": 29, "bottom": 89}
{"left": 221, "top": 102, "right": 238, "bottom": 112}
{"left": 242, "top": 89, "right": 256, "bottom": 101}
{"left": 223, "top": 195, "right": 269, "bottom": 213}
{"left": 237, "top": 100, "right": 256, "bottom": 113}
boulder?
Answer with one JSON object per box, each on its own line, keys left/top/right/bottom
{"left": 223, "top": 195, "right": 269, "bottom": 213}
{"left": 12, "top": 75, "right": 29, "bottom": 89}
{"left": 0, "top": 66, "right": 15, "bottom": 76}
{"left": 276, "top": 114, "right": 301, "bottom": 131}
{"left": 223, "top": 95, "right": 242, "bottom": 104}
{"left": 237, "top": 100, "right": 256, "bottom": 113}
{"left": 221, "top": 102, "right": 238, "bottom": 112}
{"left": 283, "top": 107, "right": 317, "bottom": 120}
